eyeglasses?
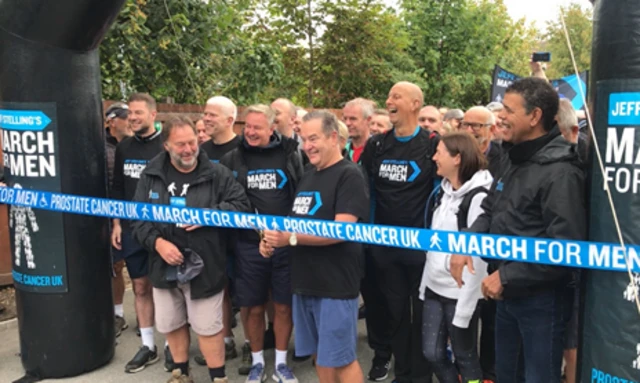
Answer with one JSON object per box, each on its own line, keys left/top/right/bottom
{"left": 460, "top": 122, "right": 491, "bottom": 130}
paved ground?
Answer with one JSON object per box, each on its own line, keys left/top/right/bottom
{"left": 0, "top": 290, "right": 387, "bottom": 383}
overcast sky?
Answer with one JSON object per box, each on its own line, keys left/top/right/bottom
{"left": 383, "top": 0, "right": 592, "bottom": 30}
{"left": 503, "top": 0, "right": 592, "bottom": 29}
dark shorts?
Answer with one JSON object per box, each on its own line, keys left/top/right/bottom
{"left": 293, "top": 294, "right": 359, "bottom": 367}
{"left": 564, "top": 285, "right": 580, "bottom": 349}
{"left": 112, "top": 230, "right": 149, "bottom": 280}
{"left": 235, "top": 241, "right": 292, "bottom": 307}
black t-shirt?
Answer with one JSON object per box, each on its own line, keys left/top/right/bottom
{"left": 166, "top": 164, "right": 199, "bottom": 249}
{"left": 112, "top": 132, "right": 164, "bottom": 229}
{"left": 240, "top": 148, "right": 292, "bottom": 242}
{"left": 360, "top": 127, "right": 439, "bottom": 228}
{"left": 201, "top": 136, "right": 241, "bottom": 163}
{"left": 290, "top": 159, "right": 368, "bottom": 299}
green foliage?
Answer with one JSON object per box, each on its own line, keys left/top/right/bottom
{"left": 543, "top": 3, "right": 592, "bottom": 79}
{"left": 314, "top": 0, "right": 423, "bottom": 107}
{"left": 402, "top": 0, "right": 542, "bottom": 108}
{"left": 100, "top": 0, "right": 591, "bottom": 109}
{"left": 100, "top": 0, "right": 283, "bottom": 104}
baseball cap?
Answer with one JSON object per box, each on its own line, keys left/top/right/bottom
{"left": 105, "top": 103, "right": 129, "bottom": 120}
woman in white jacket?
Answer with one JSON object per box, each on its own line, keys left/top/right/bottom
{"left": 419, "top": 132, "right": 493, "bottom": 383}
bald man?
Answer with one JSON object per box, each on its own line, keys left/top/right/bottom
{"left": 360, "top": 81, "right": 438, "bottom": 383}
{"left": 271, "top": 98, "right": 297, "bottom": 140}
{"left": 461, "top": 106, "right": 503, "bottom": 177}
{"left": 418, "top": 105, "right": 443, "bottom": 135}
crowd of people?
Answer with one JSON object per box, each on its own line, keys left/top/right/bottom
{"left": 97, "top": 71, "right": 588, "bottom": 383}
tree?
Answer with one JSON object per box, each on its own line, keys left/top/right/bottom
{"left": 253, "top": 0, "right": 421, "bottom": 108}
{"left": 100, "top": 0, "right": 283, "bottom": 104}
{"left": 402, "top": 0, "right": 539, "bottom": 107}
{"left": 542, "top": 3, "right": 592, "bottom": 79}
{"left": 314, "top": 0, "right": 423, "bottom": 107}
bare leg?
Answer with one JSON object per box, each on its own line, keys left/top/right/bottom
{"left": 564, "top": 349, "right": 577, "bottom": 383}
{"left": 247, "top": 305, "right": 266, "bottom": 352}
{"left": 166, "top": 325, "right": 190, "bottom": 364}
{"left": 273, "top": 302, "right": 292, "bottom": 351}
{"left": 199, "top": 331, "right": 225, "bottom": 368}
{"left": 132, "top": 277, "right": 154, "bottom": 328}
{"left": 316, "top": 364, "right": 338, "bottom": 383}
{"left": 223, "top": 286, "right": 233, "bottom": 338}
{"left": 113, "top": 260, "right": 125, "bottom": 306}
{"left": 335, "top": 360, "right": 364, "bottom": 383}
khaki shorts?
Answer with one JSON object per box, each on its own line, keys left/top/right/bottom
{"left": 153, "top": 284, "right": 224, "bottom": 336}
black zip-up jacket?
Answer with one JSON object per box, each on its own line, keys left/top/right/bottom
{"left": 132, "top": 151, "right": 250, "bottom": 299}
{"left": 468, "top": 127, "right": 587, "bottom": 298}
{"left": 220, "top": 133, "right": 304, "bottom": 200}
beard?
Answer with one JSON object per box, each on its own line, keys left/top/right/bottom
{"left": 170, "top": 146, "right": 199, "bottom": 171}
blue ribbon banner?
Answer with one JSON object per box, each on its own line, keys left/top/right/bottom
{"left": 1, "top": 186, "right": 639, "bottom": 273}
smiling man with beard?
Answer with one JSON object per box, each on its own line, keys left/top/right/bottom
{"left": 132, "top": 115, "right": 250, "bottom": 383}
{"left": 360, "top": 82, "right": 439, "bottom": 383}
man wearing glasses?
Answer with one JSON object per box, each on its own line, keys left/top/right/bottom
{"left": 460, "top": 107, "right": 503, "bottom": 177}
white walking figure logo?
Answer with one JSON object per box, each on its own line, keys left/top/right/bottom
{"left": 430, "top": 232, "right": 442, "bottom": 251}
{"left": 142, "top": 205, "right": 150, "bottom": 219}
{"left": 623, "top": 273, "right": 640, "bottom": 302}
{"left": 633, "top": 343, "right": 640, "bottom": 370}
{"left": 167, "top": 182, "right": 177, "bottom": 196}
{"left": 9, "top": 184, "right": 40, "bottom": 269}
{"left": 180, "top": 183, "right": 190, "bottom": 197}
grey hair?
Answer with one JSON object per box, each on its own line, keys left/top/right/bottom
{"left": 486, "top": 102, "right": 504, "bottom": 112}
{"left": 344, "top": 98, "right": 375, "bottom": 119}
{"left": 206, "top": 96, "right": 238, "bottom": 123}
{"left": 245, "top": 104, "right": 276, "bottom": 126}
{"left": 466, "top": 106, "right": 496, "bottom": 125}
{"left": 556, "top": 99, "right": 578, "bottom": 133}
{"left": 303, "top": 110, "right": 340, "bottom": 136}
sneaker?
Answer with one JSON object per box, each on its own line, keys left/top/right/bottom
{"left": 125, "top": 346, "right": 159, "bottom": 373}
{"left": 368, "top": 358, "right": 391, "bottom": 381}
{"left": 291, "top": 350, "right": 310, "bottom": 362}
{"left": 226, "top": 339, "right": 238, "bottom": 360}
{"left": 238, "top": 343, "right": 253, "bottom": 375}
{"left": 194, "top": 354, "right": 207, "bottom": 366}
{"left": 213, "top": 378, "right": 229, "bottom": 383}
{"left": 246, "top": 363, "right": 267, "bottom": 382}
{"left": 358, "top": 304, "right": 366, "bottom": 320}
{"left": 272, "top": 363, "right": 298, "bottom": 383}
{"left": 114, "top": 315, "right": 128, "bottom": 338}
{"left": 264, "top": 328, "right": 275, "bottom": 350}
{"left": 166, "top": 368, "right": 193, "bottom": 383}
{"left": 164, "top": 345, "right": 176, "bottom": 372}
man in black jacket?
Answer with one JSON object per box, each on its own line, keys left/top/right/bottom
{"left": 221, "top": 104, "right": 304, "bottom": 383}
{"left": 451, "top": 77, "right": 587, "bottom": 383}
{"left": 132, "top": 115, "right": 250, "bottom": 383}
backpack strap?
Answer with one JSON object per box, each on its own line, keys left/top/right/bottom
{"left": 457, "top": 186, "right": 489, "bottom": 230}
{"left": 424, "top": 184, "right": 443, "bottom": 228}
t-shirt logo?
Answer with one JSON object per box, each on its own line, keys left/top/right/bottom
{"left": 247, "top": 169, "right": 288, "bottom": 190}
{"left": 379, "top": 159, "right": 421, "bottom": 182}
{"left": 123, "top": 159, "right": 148, "bottom": 179}
{"left": 292, "top": 191, "right": 323, "bottom": 215}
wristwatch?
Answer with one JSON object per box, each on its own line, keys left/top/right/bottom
{"left": 289, "top": 232, "right": 298, "bottom": 247}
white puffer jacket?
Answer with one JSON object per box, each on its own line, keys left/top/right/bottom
{"left": 419, "top": 169, "right": 493, "bottom": 328}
